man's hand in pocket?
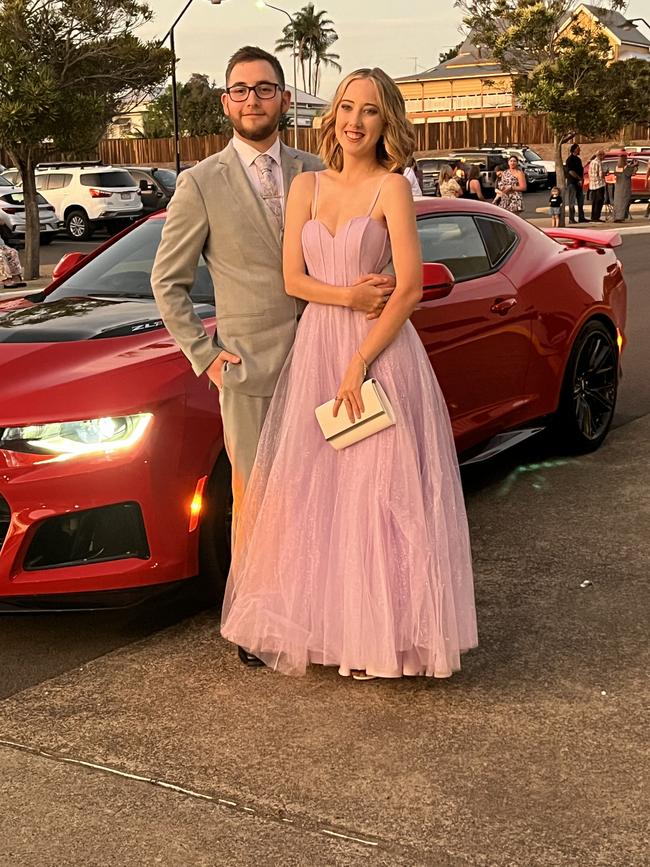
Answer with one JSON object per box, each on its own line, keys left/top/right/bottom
{"left": 206, "top": 350, "right": 241, "bottom": 389}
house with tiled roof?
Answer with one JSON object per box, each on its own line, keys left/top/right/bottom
{"left": 561, "top": 4, "right": 650, "bottom": 61}
{"left": 394, "top": 9, "right": 649, "bottom": 124}
{"left": 394, "top": 36, "right": 516, "bottom": 122}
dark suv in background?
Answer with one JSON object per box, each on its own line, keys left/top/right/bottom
{"left": 121, "top": 166, "right": 177, "bottom": 215}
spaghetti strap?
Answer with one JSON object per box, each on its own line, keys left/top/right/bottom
{"left": 311, "top": 172, "right": 320, "bottom": 220}
{"left": 367, "top": 174, "right": 391, "bottom": 216}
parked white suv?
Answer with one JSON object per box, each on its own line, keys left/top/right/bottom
{"left": 34, "top": 161, "right": 142, "bottom": 240}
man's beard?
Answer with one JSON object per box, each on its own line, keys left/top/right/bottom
{"left": 230, "top": 112, "right": 281, "bottom": 142}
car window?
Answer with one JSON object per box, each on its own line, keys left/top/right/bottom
{"left": 47, "top": 220, "right": 214, "bottom": 304}
{"left": 80, "top": 171, "right": 137, "bottom": 188}
{"left": 634, "top": 160, "right": 649, "bottom": 175}
{"left": 152, "top": 168, "right": 177, "bottom": 189}
{"left": 475, "top": 217, "right": 518, "bottom": 267}
{"left": 0, "top": 191, "right": 49, "bottom": 207}
{"left": 35, "top": 174, "right": 48, "bottom": 190}
{"left": 45, "top": 173, "right": 72, "bottom": 190}
{"left": 417, "top": 215, "right": 490, "bottom": 280}
{"left": 524, "top": 148, "right": 542, "bottom": 162}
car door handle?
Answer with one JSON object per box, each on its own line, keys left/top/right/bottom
{"left": 490, "top": 297, "right": 517, "bottom": 315}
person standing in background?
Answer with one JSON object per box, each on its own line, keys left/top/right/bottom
{"left": 403, "top": 156, "right": 423, "bottom": 197}
{"left": 565, "top": 143, "right": 587, "bottom": 224}
{"left": 588, "top": 149, "right": 606, "bottom": 222}
{"left": 612, "top": 153, "right": 638, "bottom": 222}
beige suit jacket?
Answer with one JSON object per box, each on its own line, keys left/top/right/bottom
{"left": 151, "top": 140, "right": 323, "bottom": 397}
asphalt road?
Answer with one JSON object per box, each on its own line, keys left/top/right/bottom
{"left": 1, "top": 226, "right": 647, "bottom": 702}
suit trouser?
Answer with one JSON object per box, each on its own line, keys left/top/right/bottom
{"left": 590, "top": 186, "right": 605, "bottom": 221}
{"left": 218, "top": 385, "right": 272, "bottom": 539}
{"left": 567, "top": 183, "right": 585, "bottom": 222}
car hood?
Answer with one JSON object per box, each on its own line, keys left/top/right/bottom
{"left": 0, "top": 296, "right": 212, "bottom": 342}
{"left": 0, "top": 296, "right": 215, "bottom": 425}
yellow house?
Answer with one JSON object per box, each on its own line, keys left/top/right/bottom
{"left": 560, "top": 4, "right": 650, "bottom": 61}
{"left": 395, "top": 7, "right": 649, "bottom": 124}
{"left": 395, "top": 36, "right": 515, "bottom": 123}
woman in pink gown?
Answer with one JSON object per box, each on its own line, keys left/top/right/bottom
{"left": 221, "top": 68, "right": 477, "bottom": 679}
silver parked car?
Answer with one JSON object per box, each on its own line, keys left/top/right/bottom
{"left": 0, "top": 175, "right": 61, "bottom": 244}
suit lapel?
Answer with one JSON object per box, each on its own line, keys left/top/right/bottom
{"left": 219, "top": 141, "right": 280, "bottom": 257}
{"left": 281, "top": 142, "right": 304, "bottom": 204}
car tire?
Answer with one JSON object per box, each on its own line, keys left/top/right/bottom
{"left": 39, "top": 234, "right": 56, "bottom": 245}
{"left": 554, "top": 320, "right": 618, "bottom": 453}
{"left": 195, "top": 449, "right": 232, "bottom": 608}
{"left": 65, "top": 209, "right": 94, "bottom": 241}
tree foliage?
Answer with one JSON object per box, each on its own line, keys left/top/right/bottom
{"left": 0, "top": 0, "right": 171, "bottom": 277}
{"left": 439, "top": 41, "right": 465, "bottom": 64}
{"left": 143, "top": 74, "right": 228, "bottom": 138}
{"left": 275, "top": 3, "right": 341, "bottom": 96}
{"left": 454, "top": 0, "right": 647, "bottom": 218}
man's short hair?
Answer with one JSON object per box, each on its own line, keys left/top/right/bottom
{"left": 225, "top": 46, "right": 286, "bottom": 90}
{"left": 570, "top": 143, "right": 580, "bottom": 153}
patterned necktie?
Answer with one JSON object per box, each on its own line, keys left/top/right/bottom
{"left": 255, "top": 154, "right": 283, "bottom": 226}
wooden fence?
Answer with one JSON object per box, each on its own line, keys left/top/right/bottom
{"left": 2, "top": 116, "right": 648, "bottom": 168}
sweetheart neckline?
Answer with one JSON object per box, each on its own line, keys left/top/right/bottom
{"left": 304, "top": 216, "right": 388, "bottom": 240}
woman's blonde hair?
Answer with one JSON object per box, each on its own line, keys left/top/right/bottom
{"left": 438, "top": 165, "right": 454, "bottom": 185}
{"left": 318, "top": 67, "right": 416, "bottom": 172}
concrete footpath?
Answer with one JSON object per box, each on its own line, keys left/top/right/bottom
{"left": 0, "top": 413, "right": 648, "bottom": 866}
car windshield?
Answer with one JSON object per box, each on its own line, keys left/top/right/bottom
{"left": 80, "top": 171, "right": 137, "bottom": 188}
{"left": 152, "top": 168, "right": 177, "bottom": 189}
{"left": 47, "top": 219, "right": 214, "bottom": 304}
{"left": 0, "top": 175, "right": 12, "bottom": 187}
{"left": 524, "top": 148, "right": 543, "bottom": 162}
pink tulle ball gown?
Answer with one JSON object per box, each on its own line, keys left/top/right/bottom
{"left": 220, "top": 175, "right": 478, "bottom": 678}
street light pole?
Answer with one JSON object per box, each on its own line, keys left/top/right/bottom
{"left": 258, "top": 1, "right": 299, "bottom": 148}
{"left": 163, "top": 0, "right": 225, "bottom": 175}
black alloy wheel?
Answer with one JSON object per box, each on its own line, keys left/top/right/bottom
{"left": 556, "top": 320, "right": 618, "bottom": 453}
{"left": 195, "top": 449, "right": 232, "bottom": 608}
{"left": 65, "top": 209, "right": 93, "bottom": 241}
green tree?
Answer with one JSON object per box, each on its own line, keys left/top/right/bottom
{"left": 454, "top": 1, "right": 641, "bottom": 223}
{"left": 143, "top": 74, "right": 228, "bottom": 138}
{"left": 439, "top": 41, "right": 464, "bottom": 64}
{"left": 0, "top": 0, "right": 171, "bottom": 278}
{"left": 275, "top": 3, "right": 341, "bottom": 95}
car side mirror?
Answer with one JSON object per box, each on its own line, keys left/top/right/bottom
{"left": 421, "top": 262, "right": 455, "bottom": 301}
{"left": 52, "top": 251, "right": 86, "bottom": 280}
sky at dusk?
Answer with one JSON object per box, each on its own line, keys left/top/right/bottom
{"left": 140, "top": 0, "right": 650, "bottom": 101}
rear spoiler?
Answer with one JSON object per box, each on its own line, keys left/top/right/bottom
{"left": 543, "top": 227, "right": 622, "bottom": 249}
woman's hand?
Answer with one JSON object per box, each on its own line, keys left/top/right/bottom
{"left": 333, "top": 353, "right": 366, "bottom": 423}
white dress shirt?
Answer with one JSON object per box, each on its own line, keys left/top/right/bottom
{"left": 231, "top": 134, "right": 285, "bottom": 215}
{"left": 403, "top": 165, "right": 423, "bottom": 197}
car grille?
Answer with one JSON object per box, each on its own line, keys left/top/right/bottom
{"left": 23, "top": 501, "right": 150, "bottom": 570}
{"left": 0, "top": 494, "right": 10, "bottom": 551}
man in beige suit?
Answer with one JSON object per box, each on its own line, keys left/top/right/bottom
{"left": 152, "top": 47, "right": 393, "bottom": 663}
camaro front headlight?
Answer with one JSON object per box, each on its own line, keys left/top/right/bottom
{"left": 0, "top": 413, "right": 153, "bottom": 455}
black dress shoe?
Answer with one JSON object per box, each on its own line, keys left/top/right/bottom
{"left": 238, "top": 646, "right": 265, "bottom": 667}
{"left": 568, "top": 220, "right": 578, "bottom": 224}
{"left": 578, "top": 218, "right": 590, "bottom": 223}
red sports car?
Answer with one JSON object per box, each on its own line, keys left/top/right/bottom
{"left": 0, "top": 200, "right": 627, "bottom": 609}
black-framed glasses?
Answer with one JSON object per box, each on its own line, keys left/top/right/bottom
{"left": 226, "top": 83, "right": 281, "bottom": 102}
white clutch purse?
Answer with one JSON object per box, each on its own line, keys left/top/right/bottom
{"left": 315, "top": 378, "right": 396, "bottom": 450}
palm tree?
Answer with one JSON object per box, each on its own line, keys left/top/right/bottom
{"left": 312, "top": 31, "right": 341, "bottom": 96}
{"left": 275, "top": 3, "right": 340, "bottom": 96}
